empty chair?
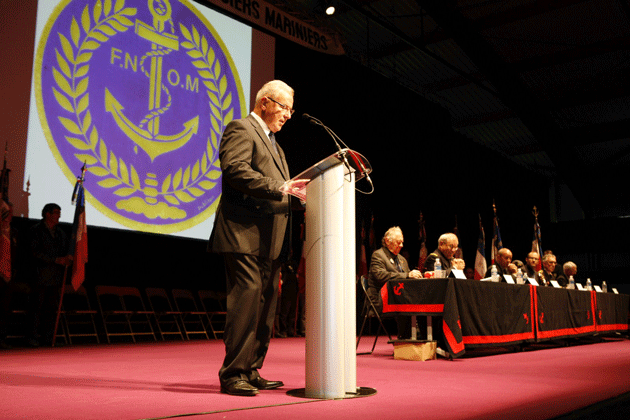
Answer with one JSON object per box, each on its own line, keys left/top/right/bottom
{"left": 145, "top": 287, "right": 184, "bottom": 341}
{"left": 171, "top": 289, "right": 209, "bottom": 340}
{"left": 356, "top": 276, "right": 392, "bottom": 355}
{"left": 95, "top": 286, "right": 156, "bottom": 343}
{"left": 61, "top": 285, "right": 100, "bottom": 344}
{"left": 198, "top": 290, "right": 227, "bottom": 339}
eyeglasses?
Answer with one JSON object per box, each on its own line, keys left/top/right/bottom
{"left": 266, "top": 97, "right": 295, "bottom": 115}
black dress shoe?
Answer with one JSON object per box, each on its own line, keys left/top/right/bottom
{"left": 221, "top": 380, "right": 259, "bottom": 396}
{"left": 249, "top": 376, "right": 284, "bottom": 390}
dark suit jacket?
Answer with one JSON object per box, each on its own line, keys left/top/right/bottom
{"left": 209, "top": 114, "right": 290, "bottom": 260}
{"left": 424, "top": 249, "right": 452, "bottom": 272}
{"left": 367, "top": 246, "right": 410, "bottom": 312}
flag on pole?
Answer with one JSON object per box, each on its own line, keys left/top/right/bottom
{"left": 491, "top": 202, "right": 503, "bottom": 265}
{"left": 531, "top": 206, "right": 543, "bottom": 271}
{"left": 0, "top": 145, "right": 11, "bottom": 282}
{"left": 474, "top": 214, "right": 486, "bottom": 280}
{"left": 70, "top": 164, "right": 88, "bottom": 291}
{"left": 417, "top": 212, "right": 428, "bottom": 271}
{"left": 453, "top": 215, "right": 463, "bottom": 259}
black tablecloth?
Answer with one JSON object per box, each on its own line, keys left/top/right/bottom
{"left": 382, "top": 278, "right": 629, "bottom": 358}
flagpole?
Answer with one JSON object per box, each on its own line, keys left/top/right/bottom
{"left": 52, "top": 266, "right": 69, "bottom": 347}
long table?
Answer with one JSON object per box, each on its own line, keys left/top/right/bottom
{"left": 381, "top": 278, "right": 629, "bottom": 358}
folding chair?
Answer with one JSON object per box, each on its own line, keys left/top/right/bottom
{"left": 62, "top": 285, "right": 100, "bottom": 344}
{"left": 198, "top": 290, "right": 227, "bottom": 339}
{"left": 95, "top": 286, "right": 156, "bottom": 343}
{"left": 356, "top": 276, "right": 392, "bottom": 355}
{"left": 145, "top": 287, "right": 184, "bottom": 341}
{"left": 171, "top": 289, "right": 209, "bottom": 340}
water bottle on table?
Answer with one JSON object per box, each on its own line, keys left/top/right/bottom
{"left": 434, "top": 258, "right": 443, "bottom": 278}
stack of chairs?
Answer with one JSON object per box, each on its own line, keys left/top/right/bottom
{"left": 95, "top": 286, "right": 157, "bottom": 343}
{"left": 145, "top": 287, "right": 184, "bottom": 341}
{"left": 171, "top": 289, "right": 210, "bottom": 340}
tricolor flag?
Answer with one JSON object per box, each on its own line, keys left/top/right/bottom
{"left": 417, "top": 212, "right": 428, "bottom": 271}
{"left": 474, "top": 215, "right": 486, "bottom": 280}
{"left": 70, "top": 165, "right": 88, "bottom": 291}
{"left": 531, "top": 217, "right": 543, "bottom": 271}
{"left": 491, "top": 203, "right": 503, "bottom": 265}
{"left": 0, "top": 145, "right": 11, "bottom": 283}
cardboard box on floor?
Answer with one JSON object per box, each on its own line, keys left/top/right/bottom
{"left": 393, "top": 340, "right": 437, "bottom": 361}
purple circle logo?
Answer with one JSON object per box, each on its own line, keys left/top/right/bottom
{"left": 35, "top": 0, "right": 245, "bottom": 233}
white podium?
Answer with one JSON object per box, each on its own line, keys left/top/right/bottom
{"left": 285, "top": 149, "right": 376, "bottom": 400}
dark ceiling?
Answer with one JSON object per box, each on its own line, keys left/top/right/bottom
{"left": 269, "top": 0, "right": 630, "bottom": 219}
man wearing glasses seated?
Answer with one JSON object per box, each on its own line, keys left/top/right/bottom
{"left": 424, "top": 233, "right": 459, "bottom": 276}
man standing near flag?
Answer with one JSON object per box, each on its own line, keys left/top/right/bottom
{"left": 27, "top": 204, "right": 72, "bottom": 347}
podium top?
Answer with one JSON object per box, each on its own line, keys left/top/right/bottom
{"left": 291, "top": 149, "right": 372, "bottom": 183}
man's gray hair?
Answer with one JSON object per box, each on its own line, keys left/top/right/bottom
{"left": 542, "top": 253, "right": 556, "bottom": 262}
{"left": 563, "top": 261, "right": 577, "bottom": 273}
{"left": 438, "top": 233, "right": 457, "bottom": 245}
{"left": 382, "top": 226, "right": 403, "bottom": 246}
{"left": 255, "top": 80, "right": 294, "bottom": 105}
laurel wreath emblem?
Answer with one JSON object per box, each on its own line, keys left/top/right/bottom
{"left": 51, "top": 0, "right": 230, "bottom": 213}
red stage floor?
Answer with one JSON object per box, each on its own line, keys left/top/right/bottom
{"left": 1, "top": 336, "right": 629, "bottom": 419}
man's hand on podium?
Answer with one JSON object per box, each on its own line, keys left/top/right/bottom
{"left": 280, "top": 179, "right": 309, "bottom": 203}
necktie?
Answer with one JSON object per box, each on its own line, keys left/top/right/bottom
{"left": 395, "top": 256, "right": 404, "bottom": 273}
{"left": 269, "top": 132, "right": 279, "bottom": 155}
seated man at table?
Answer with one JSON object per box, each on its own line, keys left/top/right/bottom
{"left": 367, "top": 226, "right": 422, "bottom": 340}
{"left": 536, "top": 253, "right": 567, "bottom": 287}
{"left": 563, "top": 261, "right": 577, "bottom": 281}
{"left": 524, "top": 251, "right": 540, "bottom": 279}
{"left": 485, "top": 247, "right": 516, "bottom": 282}
{"left": 424, "top": 233, "right": 459, "bottom": 275}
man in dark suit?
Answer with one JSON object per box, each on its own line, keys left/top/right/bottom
{"left": 209, "top": 80, "right": 296, "bottom": 396}
{"left": 367, "top": 226, "right": 422, "bottom": 339}
{"left": 424, "top": 233, "right": 459, "bottom": 274}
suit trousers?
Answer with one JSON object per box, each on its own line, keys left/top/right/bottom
{"left": 219, "top": 252, "right": 281, "bottom": 385}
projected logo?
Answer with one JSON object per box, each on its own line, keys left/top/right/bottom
{"left": 35, "top": 0, "right": 245, "bottom": 233}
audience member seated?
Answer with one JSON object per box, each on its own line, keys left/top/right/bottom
{"left": 524, "top": 252, "right": 540, "bottom": 278}
{"left": 464, "top": 267, "right": 475, "bottom": 279}
{"left": 367, "top": 226, "right": 422, "bottom": 340}
{"left": 424, "top": 233, "right": 459, "bottom": 275}
{"left": 536, "top": 253, "right": 567, "bottom": 287}
{"left": 562, "top": 261, "right": 577, "bottom": 282}
{"left": 484, "top": 248, "right": 515, "bottom": 282}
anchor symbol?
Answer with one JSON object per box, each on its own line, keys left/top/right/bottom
{"left": 393, "top": 283, "right": 404, "bottom": 295}
{"left": 105, "top": 0, "right": 199, "bottom": 161}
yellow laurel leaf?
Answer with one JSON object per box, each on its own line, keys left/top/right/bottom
{"left": 222, "top": 92, "right": 232, "bottom": 110}
{"left": 112, "top": 15, "right": 133, "bottom": 27}
{"left": 81, "top": 5, "right": 91, "bottom": 34}
{"left": 192, "top": 161, "right": 200, "bottom": 180}
{"left": 75, "top": 77, "right": 88, "bottom": 98}
{"left": 87, "top": 166, "right": 109, "bottom": 176}
{"left": 173, "top": 168, "right": 182, "bottom": 189}
{"left": 187, "top": 50, "right": 203, "bottom": 59}
{"left": 53, "top": 88, "right": 74, "bottom": 113}
{"left": 104, "top": 0, "right": 112, "bottom": 16}
{"left": 207, "top": 48, "right": 215, "bottom": 66}
{"left": 114, "top": 187, "right": 136, "bottom": 197}
{"left": 98, "top": 178, "right": 122, "bottom": 188}
{"left": 114, "top": 0, "right": 124, "bottom": 13}
{"left": 164, "top": 195, "right": 179, "bottom": 205}
{"left": 211, "top": 133, "right": 218, "bottom": 150}
{"left": 174, "top": 190, "right": 194, "bottom": 203}
{"left": 119, "top": 158, "right": 129, "bottom": 184}
{"left": 98, "top": 139, "right": 107, "bottom": 164}
{"left": 76, "top": 52, "right": 92, "bottom": 64}
{"left": 58, "top": 33, "right": 75, "bottom": 64}
{"left": 188, "top": 187, "right": 204, "bottom": 197}
{"left": 198, "top": 180, "right": 215, "bottom": 190}
{"left": 179, "top": 24, "right": 192, "bottom": 42}
{"left": 209, "top": 101, "right": 219, "bottom": 116}
{"left": 191, "top": 60, "right": 206, "bottom": 69}
{"left": 201, "top": 154, "right": 208, "bottom": 173}
{"left": 52, "top": 67, "right": 74, "bottom": 98}
{"left": 203, "top": 79, "right": 218, "bottom": 93}
{"left": 192, "top": 25, "right": 200, "bottom": 46}
{"left": 94, "top": 0, "right": 102, "bottom": 23}
{"left": 65, "top": 136, "right": 91, "bottom": 150}
{"left": 109, "top": 151, "right": 118, "bottom": 177}
{"left": 82, "top": 40, "right": 100, "bottom": 51}
{"left": 55, "top": 50, "right": 71, "bottom": 78}
{"left": 181, "top": 41, "right": 195, "bottom": 50}
{"left": 161, "top": 174, "right": 171, "bottom": 193}
{"left": 90, "top": 31, "right": 108, "bottom": 43}
{"left": 210, "top": 115, "right": 219, "bottom": 135}
{"left": 77, "top": 93, "right": 89, "bottom": 114}
{"left": 213, "top": 60, "right": 220, "bottom": 78}
{"left": 82, "top": 110, "right": 92, "bottom": 133}
{"left": 206, "top": 170, "right": 222, "bottom": 180}
{"left": 219, "top": 74, "right": 227, "bottom": 96}
{"left": 197, "top": 70, "right": 212, "bottom": 80}
{"left": 130, "top": 165, "right": 141, "bottom": 189}
{"left": 223, "top": 108, "right": 234, "bottom": 126}
{"left": 119, "top": 7, "right": 136, "bottom": 16}
{"left": 59, "top": 117, "right": 82, "bottom": 135}
{"left": 75, "top": 154, "right": 98, "bottom": 165}
{"left": 201, "top": 36, "right": 208, "bottom": 56}
{"left": 89, "top": 126, "right": 98, "bottom": 147}
{"left": 183, "top": 166, "right": 191, "bottom": 187}
{"left": 74, "top": 64, "right": 89, "bottom": 78}
{"left": 111, "top": 20, "right": 129, "bottom": 32}
{"left": 71, "top": 17, "right": 81, "bottom": 47}
{"left": 99, "top": 24, "right": 116, "bottom": 36}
